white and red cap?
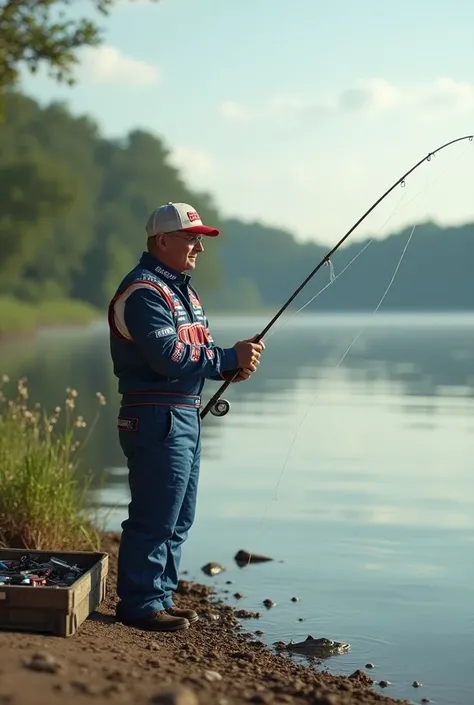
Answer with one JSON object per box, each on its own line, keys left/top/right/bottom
{"left": 145, "top": 202, "right": 220, "bottom": 238}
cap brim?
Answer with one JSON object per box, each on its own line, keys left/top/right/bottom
{"left": 180, "top": 225, "right": 220, "bottom": 237}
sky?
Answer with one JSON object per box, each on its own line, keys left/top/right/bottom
{"left": 19, "top": 0, "right": 474, "bottom": 246}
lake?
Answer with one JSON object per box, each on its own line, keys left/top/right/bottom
{"left": 1, "top": 312, "right": 473, "bottom": 705}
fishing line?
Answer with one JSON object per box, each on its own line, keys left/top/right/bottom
{"left": 264, "top": 139, "right": 472, "bottom": 342}
{"left": 258, "top": 222, "right": 418, "bottom": 526}
{"left": 263, "top": 188, "right": 409, "bottom": 342}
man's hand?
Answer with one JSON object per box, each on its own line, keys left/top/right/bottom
{"left": 233, "top": 336, "right": 265, "bottom": 372}
{"left": 227, "top": 335, "right": 265, "bottom": 382}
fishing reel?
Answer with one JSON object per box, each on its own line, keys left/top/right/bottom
{"left": 209, "top": 398, "right": 231, "bottom": 417}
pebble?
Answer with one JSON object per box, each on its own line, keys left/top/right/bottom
{"left": 316, "top": 694, "right": 339, "bottom": 705}
{"left": 147, "top": 642, "right": 160, "bottom": 651}
{"left": 348, "top": 670, "right": 373, "bottom": 686}
{"left": 201, "top": 562, "right": 225, "bottom": 576}
{"left": 23, "top": 651, "right": 62, "bottom": 674}
{"left": 204, "top": 670, "right": 223, "bottom": 682}
{"left": 235, "top": 609, "right": 261, "bottom": 619}
{"left": 201, "top": 612, "right": 220, "bottom": 621}
{"left": 149, "top": 685, "right": 199, "bottom": 704}
{"left": 249, "top": 694, "right": 273, "bottom": 704}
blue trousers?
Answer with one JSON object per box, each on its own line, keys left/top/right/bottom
{"left": 116, "top": 404, "right": 201, "bottom": 619}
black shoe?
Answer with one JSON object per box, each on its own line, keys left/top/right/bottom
{"left": 166, "top": 606, "right": 199, "bottom": 623}
{"left": 117, "top": 610, "right": 190, "bottom": 632}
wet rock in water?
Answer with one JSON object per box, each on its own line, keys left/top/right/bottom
{"left": 255, "top": 630, "right": 264, "bottom": 636}
{"left": 378, "top": 680, "right": 391, "bottom": 688}
{"left": 263, "top": 599, "right": 276, "bottom": 609}
{"left": 201, "top": 562, "right": 225, "bottom": 576}
{"left": 283, "top": 636, "right": 350, "bottom": 658}
{"left": 412, "top": 680, "right": 423, "bottom": 688}
{"left": 291, "top": 596, "right": 300, "bottom": 602}
{"left": 204, "top": 670, "right": 223, "bottom": 682}
{"left": 149, "top": 685, "right": 199, "bottom": 704}
{"left": 298, "top": 618, "right": 304, "bottom": 622}
{"left": 365, "top": 663, "right": 375, "bottom": 669}
{"left": 23, "top": 651, "right": 62, "bottom": 674}
{"left": 234, "top": 550, "right": 273, "bottom": 567}
{"left": 234, "top": 592, "right": 243, "bottom": 599}
{"left": 421, "top": 698, "right": 431, "bottom": 703}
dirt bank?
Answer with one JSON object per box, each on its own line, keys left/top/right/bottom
{"left": 0, "top": 533, "right": 411, "bottom": 705}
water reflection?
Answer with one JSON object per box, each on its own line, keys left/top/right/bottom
{"left": 1, "top": 314, "right": 474, "bottom": 479}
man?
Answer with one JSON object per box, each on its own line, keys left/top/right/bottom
{"left": 108, "top": 201, "right": 264, "bottom": 632}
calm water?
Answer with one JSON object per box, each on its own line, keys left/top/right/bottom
{"left": 1, "top": 313, "right": 473, "bottom": 705}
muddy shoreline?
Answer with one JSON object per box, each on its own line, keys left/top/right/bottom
{"left": 0, "top": 533, "right": 412, "bottom": 705}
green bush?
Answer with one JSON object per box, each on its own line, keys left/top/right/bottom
{"left": 0, "top": 296, "right": 100, "bottom": 338}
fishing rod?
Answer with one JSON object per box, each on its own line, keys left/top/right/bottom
{"left": 202, "top": 134, "right": 474, "bottom": 420}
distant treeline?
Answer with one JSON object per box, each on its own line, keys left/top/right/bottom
{"left": 1, "top": 91, "right": 473, "bottom": 318}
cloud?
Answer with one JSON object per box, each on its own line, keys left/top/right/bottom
{"left": 219, "top": 76, "right": 474, "bottom": 123}
{"left": 79, "top": 45, "right": 159, "bottom": 86}
{"left": 169, "top": 147, "right": 214, "bottom": 179}
{"left": 219, "top": 100, "right": 252, "bottom": 121}
{"left": 337, "top": 78, "right": 402, "bottom": 112}
{"left": 423, "top": 77, "right": 474, "bottom": 110}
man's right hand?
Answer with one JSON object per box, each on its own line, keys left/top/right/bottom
{"left": 233, "top": 338, "right": 265, "bottom": 372}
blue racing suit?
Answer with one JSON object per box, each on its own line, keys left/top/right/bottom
{"left": 108, "top": 251, "right": 238, "bottom": 619}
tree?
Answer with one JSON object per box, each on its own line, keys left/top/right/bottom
{"left": 0, "top": 91, "right": 224, "bottom": 307}
{"left": 0, "top": 156, "right": 74, "bottom": 290}
{"left": 0, "top": 0, "right": 158, "bottom": 92}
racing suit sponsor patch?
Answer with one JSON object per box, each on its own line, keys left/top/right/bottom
{"left": 171, "top": 341, "right": 185, "bottom": 362}
{"left": 118, "top": 417, "right": 139, "bottom": 432}
{"left": 154, "top": 265, "right": 177, "bottom": 280}
{"left": 153, "top": 326, "right": 175, "bottom": 338}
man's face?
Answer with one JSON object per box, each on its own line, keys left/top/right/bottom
{"left": 156, "top": 231, "right": 205, "bottom": 272}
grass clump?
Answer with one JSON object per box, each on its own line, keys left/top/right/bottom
{"left": 0, "top": 375, "right": 105, "bottom": 551}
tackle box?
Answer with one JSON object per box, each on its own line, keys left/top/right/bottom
{"left": 0, "top": 547, "right": 108, "bottom": 637}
